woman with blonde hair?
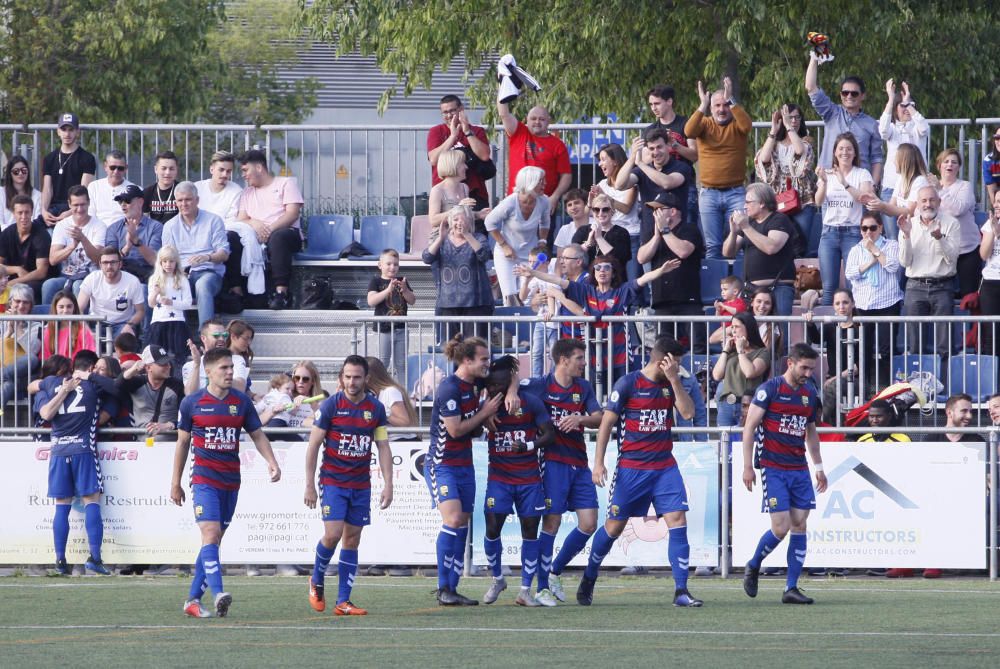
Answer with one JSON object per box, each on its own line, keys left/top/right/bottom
{"left": 932, "top": 148, "right": 979, "bottom": 297}
{"left": 365, "top": 356, "right": 417, "bottom": 439}
{"left": 42, "top": 289, "right": 96, "bottom": 359}
{"left": 864, "top": 143, "right": 929, "bottom": 224}
{"left": 147, "top": 245, "right": 193, "bottom": 361}
{"left": 286, "top": 360, "right": 327, "bottom": 436}
{"left": 485, "top": 166, "right": 550, "bottom": 305}
{"left": 428, "top": 149, "right": 489, "bottom": 229}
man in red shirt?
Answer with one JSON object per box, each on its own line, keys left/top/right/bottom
{"left": 427, "top": 95, "right": 493, "bottom": 209}
{"left": 497, "top": 100, "right": 572, "bottom": 204}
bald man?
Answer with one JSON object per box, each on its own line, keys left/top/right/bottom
{"left": 497, "top": 100, "right": 572, "bottom": 207}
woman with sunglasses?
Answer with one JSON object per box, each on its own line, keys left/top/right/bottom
{"left": 877, "top": 80, "right": 929, "bottom": 239}
{"left": 572, "top": 193, "right": 631, "bottom": 269}
{"left": 982, "top": 126, "right": 1000, "bottom": 203}
{"left": 931, "top": 148, "right": 980, "bottom": 298}
{"left": 754, "top": 104, "right": 818, "bottom": 256}
{"left": 591, "top": 143, "right": 640, "bottom": 279}
{"left": 711, "top": 311, "right": 770, "bottom": 427}
{"left": 844, "top": 212, "right": 902, "bottom": 390}
{"left": 0, "top": 156, "right": 42, "bottom": 230}
{"left": 285, "top": 360, "right": 327, "bottom": 436}
{"left": 485, "top": 166, "right": 549, "bottom": 306}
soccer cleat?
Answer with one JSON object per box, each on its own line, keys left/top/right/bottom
{"left": 673, "top": 588, "right": 704, "bottom": 607}
{"left": 743, "top": 564, "right": 760, "bottom": 598}
{"left": 922, "top": 568, "right": 942, "bottom": 579}
{"left": 183, "top": 599, "right": 213, "bottom": 618}
{"left": 309, "top": 579, "right": 326, "bottom": 612}
{"left": 781, "top": 587, "right": 814, "bottom": 605}
{"left": 85, "top": 557, "right": 111, "bottom": 575}
{"left": 885, "top": 568, "right": 915, "bottom": 578}
{"left": 436, "top": 588, "right": 460, "bottom": 606}
{"left": 515, "top": 587, "right": 541, "bottom": 607}
{"left": 214, "top": 592, "right": 233, "bottom": 617}
{"left": 576, "top": 575, "right": 596, "bottom": 606}
{"left": 548, "top": 573, "right": 566, "bottom": 602}
{"left": 453, "top": 590, "right": 479, "bottom": 606}
{"left": 483, "top": 576, "right": 508, "bottom": 604}
{"left": 52, "top": 559, "right": 70, "bottom": 576}
{"left": 334, "top": 600, "right": 368, "bottom": 616}
{"left": 534, "top": 589, "right": 558, "bottom": 607}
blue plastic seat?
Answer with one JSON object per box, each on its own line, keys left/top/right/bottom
{"left": 295, "top": 215, "right": 354, "bottom": 260}
{"left": 948, "top": 354, "right": 997, "bottom": 401}
{"left": 891, "top": 353, "right": 942, "bottom": 385}
{"left": 357, "top": 215, "right": 407, "bottom": 260}
{"left": 699, "top": 259, "right": 731, "bottom": 305}
{"left": 405, "top": 353, "right": 450, "bottom": 400}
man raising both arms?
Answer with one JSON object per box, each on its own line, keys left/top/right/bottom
{"left": 305, "top": 356, "right": 393, "bottom": 616}
{"left": 741, "top": 343, "right": 828, "bottom": 605}
{"left": 170, "top": 348, "right": 281, "bottom": 619}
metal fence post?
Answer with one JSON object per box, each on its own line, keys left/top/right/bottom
{"left": 720, "top": 427, "right": 731, "bottom": 579}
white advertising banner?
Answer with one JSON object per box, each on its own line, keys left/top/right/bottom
{"left": 732, "top": 441, "right": 987, "bottom": 569}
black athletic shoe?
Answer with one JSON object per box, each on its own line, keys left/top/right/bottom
{"left": 53, "top": 559, "right": 70, "bottom": 576}
{"left": 576, "top": 575, "right": 596, "bottom": 606}
{"left": 743, "top": 564, "right": 760, "bottom": 598}
{"left": 268, "top": 291, "right": 291, "bottom": 310}
{"left": 781, "top": 587, "right": 814, "bottom": 604}
{"left": 436, "top": 588, "right": 460, "bottom": 606}
{"left": 453, "top": 590, "right": 479, "bottom": 606}
{"left": 673, "top": 588, "right": 704, "bottom": 607}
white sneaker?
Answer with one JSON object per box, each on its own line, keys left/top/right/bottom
{"left": 515, "top": 586, "right": 541, "bottom": 607}
{"left": 549, "top": 573, "right": 566, "bottom": 602}
{"left": 620, "top": 565, "right": 649, "bottom": 576}
{"left": 183, "top": 599, "right": 213, "bottom": 618}
{"left": 694, "top": 566, "right": 713, "bottom": 577}
{"left": 483, "top": 576, "right": 508, "bottom": 604}
{"left": 214, "top": 592, "right": 232, "bottom": 618}
{"left": 534, "top": 589, "right": 558, "bottom": 607}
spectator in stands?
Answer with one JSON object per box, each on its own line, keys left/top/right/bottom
{"left": 548, "top": 243, "right": 590, "bottom": 341}
{"left": 845, "top": 212, "right": 903, "bottom": 390}
{"left": 365, "top": 356, "right": 417, "bottom": 440}
{"left": 899, "top": 186, "right": 960, "bottom": 360}
{"left": 485, "top": 166, "right": 550, "bottom": 305}
{"left": 77, "top": 247, "right": 145, "bottom": 340}
{"left": 147, "top": 245, "right": 193, "bottom": 364}
{"left": 195, "top": 151, "right": 241, "bottom": 225}
{"left": 255, "top": 373, "right": 294, "bottom": 427}
{"left": 162, "top": 181, "right": 229, "bottom": 327}
{"left": 43, "top": 185, "right": 107, "bottom": 306}
{"left": 616, "top": 129, "right": 693, "bottom": 240}
{"left": 591, "top": 143, "right": 640, "bottom": 280}
{"left": 708, "top": 276, "right": 748, "bottom": 344}
{"left": 428, "top": 149, "right": 485, "bottom": 230}
{"left": 113, "top": 332, "right": 142, "bottom": 369}
{"left": 684, "top": 78, "right": 751, "bottom": 260}
{"left": 979, "top": 191, "right": 1000, "bottom": 354}
{"left": 40, "top": 113, "right": 97, "bottom": 228}
{"left": 94, "top": 354, "right": 131, "bottom": 433}
{"left": 552, "top": 189, "right": 589, "bottom": 254}
{"left": 428, "top": 95, "right": 493, "bottom": 211}
{"left": 815, "top": 132, "right": 875, "bottom": 306}
{"left": 424, "top": 206, "right": 493, "bottom": 342}
{"left": 636, "top": 192, "right": 705, "bottom": 352}
{"left": 574, "top": 193, "right": 630, "bottom": 269}
{"left": 496, "top": 100, "right": 572, "bottom": 207}
{"left": 863, "top": 143, "right": 928, "bottom": 234}
{"left": 519, "top": 244, "right": 558, "bottom": 377}
{"left": 367, "top": 248, "right": 415, "bottom": 381}
{"left": 754, "top": 104, "right": 818, "bottom": 255}
{"left": 0, "top": 284, "right": 42, "bottom": 406}
{"left": 237, "top": 149, "right": 304, "bottom": 310}
{"left": 106, "top": 184, "right": 163, "bottom": 283}
{"left": 227, "top": 319, "right": 255, "bottom": 394}
{"left": 1, "top": 156, "right": 42, "bottom": 229}
{"left": 984, "top": 126, "right": 1000, "bottom": 203}
{"left": 0, "top": 194, "right": 50, "bottom": 302}
{"left": 42, "top": 290, "right": 95, "bottom": 359}
{"left": 749, "top": 287, "right": 785, "bottom": 360}
{"left": 930, "top": 149, "right": 980, "bottom": 298}
{"left": 712, "top": 311, "right": 770, "bottom": 427}
{"left": 723, "top": 182, "right": 797, "bottom": 316}
{"left": 805, "top": 289, "right": 862, "bottom": 421}
{"left": 857, "top": 399, "right": 909, "bottom": 442}
{"left": 645, "top": 84, "right": 699, "bottom": 171}
{"left": 87, "top": 150, "right": 133, "bottom": 227}
{"left": 286, "top": 360, "right": 327, "bottom": 434}
{"left": 805, "top": 54, "right": 883, "bottom": 184}
{"left": 878, "top": 80, "right": 929, "bottom": 239}
{"left": 116, "top": 344, "right": 184, "bottom": 441}
{"left": 143, "top": 151, "right": 179, "bottom": 224}
{"left": 182, "top": 319, "right": 248, "bottom": 395}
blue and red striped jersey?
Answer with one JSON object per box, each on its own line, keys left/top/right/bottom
{"left": 486, "top": 391, "right": 551, "bottom": 484}
{"left": 566, "top": 279, "right": 639, "bottom": 373}
{"left": 179, "top": 388, "right": 261, "bottom": 490}
{"left": 606, "top": 370, "right": 677, "bottom": 470}
{"left": 314, "top": 390, "right": 387, "bottom": 490}
{"left": 521, "top": 374, "right": 601, "bottom": 467}
{"left": 752, "top": 376, "right": 818, "bottom": 471}
{"left": 429, "top": 374, "right": 483, "bottom": 468}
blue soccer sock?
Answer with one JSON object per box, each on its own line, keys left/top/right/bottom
{"left": 338, "top": 549, "right": 359, "bottom": 604}
{"left": 668, "top": 525, "right": 690, "bottom": 591}
{"left": 188, "top": 552, "right": 207, "bottom": 601}
{"left": 436, "top": 525, "right": 458, "bottom": 591}
{"left": 748, "top": 530, "right": 782, "bottom": 569}
{"left": 84, "top": 503, "right": 103, "bottom": 561}
{"left": 584, "top": 527, "right": 616, "bottom": 581}
{"left": 552, "top": 528, "right": 593, "bottom": 576}
{"left": 521, "top": 538, "right": 540, "bottom": 589}
{"left": 484, "top": 536, "right": 502, "bottom": 578}
{"left": 312, "top": 540, "right": 335, "bottom": 587}
{"left": 537, "top": 531, "right": 556, "bottom": 590}
{"left": 450, "top": 525, "right": 469, "bottom": 591}
{"left": 786, "top": 532, "right": 807, "bottom": 590}
{"left": 200, "top": 543, "right": 224, "bottom": 597}
{"left": 52, "top": 504, "right": 71, "bottom": 562}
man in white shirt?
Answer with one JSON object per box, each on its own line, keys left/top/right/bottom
{"left": 43, "top": 185, "right": 107, "bottom": 305}
{"left": 77, "top": 247, "right": 145, "bottom": 339}
{"left": 87, "top": 150, "right": 134, "bottom": 226}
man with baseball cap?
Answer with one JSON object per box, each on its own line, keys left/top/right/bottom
{"left": 117, "top": 344, "right": 185, "bottom": 441}
{"left": 106, "top": 184, "right": 162, "bottom": 282}
{"left": 40, "top": 113, "right": 97, "bottom": 228}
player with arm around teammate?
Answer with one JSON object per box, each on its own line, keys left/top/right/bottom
{"left": 304, "top": 355, "right": 393, "bottom": 616}
{"left": 170, "top": 347, "right": 281, "bottom": 618}
{"left": 741, "top": 343, "right": 828, "bottom": 604}
{"left": 578, "top": 335, "right": 702, "bottom": 607}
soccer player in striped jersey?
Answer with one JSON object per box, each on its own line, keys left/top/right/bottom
{"left": 170, "top": 348, "right": 281, "bottom": 618}
{"left": 578, "top": 335, "right": 702, "bottom": 607}
{"left": 38, "top": 350, "right": 118, "bottom": 576}
{"left": 304, "top": 355, "right": 393, "bottom": 616}
{"left": 741, "top": 343, "right": 827, "bottom": 605}
{"left": 481, "top": 357, "right": 555, "bottom": 606}
{"left": 520, "top": 338, "right": 603, "bottom": 603}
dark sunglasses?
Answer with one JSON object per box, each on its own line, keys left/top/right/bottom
{"left": 592, "top": 206, "right": 612, "bottom": 214}
{"left": 593, "top": 263, "right": 613, "bottom": 272}
{"left": 860, "top": 225, "right": 880, "bottom": 232}
{"left": 840, "top": 90, "right": 861, "bottom": 98}
{"left": 293, "top": 374, "right": 312, "bottom": 382}
{"left": 994, "top": 136, "right": 1000, "bottom": 141}
{"left": 107, "top": 165, "right": 126, "bottom": 172}
{"left": 9, "top": 167, "right": 27, "bottom": 176}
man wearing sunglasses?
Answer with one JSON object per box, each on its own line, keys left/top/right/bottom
{"left": 183, "top": 319, "right": 248, "bottom": 396}
{"left": 87, "top": 150, "right": 134, "bottom": 227}
{"left": 805, "top": 51, "right": 883, "bottom": 189}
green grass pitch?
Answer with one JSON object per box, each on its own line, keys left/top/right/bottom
{"left": 1, "top": 574, "right": 999, "bottom": 668}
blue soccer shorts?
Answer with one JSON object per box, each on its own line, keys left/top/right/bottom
{"left": 192, "top": 484, "right": 240, "bottom": 529}
{"left": 484, "top": 479, "right": 547, "bottom": 517}
{"left": 425, "top": 463, "right": 476, "bottom": 513}
{"left": 320, "top": 484, "right": 372, "bottom": 527}
{"left": 761, "top": 467, "right": 816, "bottom": 513}
{"left": 48, "top": 452, "right": 103, "bottom": 499}
{"left": 607, "top": 465, "right": 689, "bottom": 521}
{"left": 543, "top": 460, "right": 598, "bottom": 515}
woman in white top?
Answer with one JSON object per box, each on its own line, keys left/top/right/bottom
{"left": 0, "top": 156, "right": 42, "bottom": 230}
{"left": 930, "top": 148, "right": 979, "bottom": 298}
{"left": 815, "top": 132, "right": 874, "bottom": 305}
{"left": 592, "top": 143, "right": 640, "bottom": 279}
{"left": 485, "top": 166, "right": 550, "bottom": 305}
{"left": 865, "top": 143, "right": 928, "bottom": 221}
{"left": 365, "top": 356, "right": 418, "bottom": 441}
{"left": 878, "top": 79, "right": 929, "bottom": 239}
{"left": 977, "top": 191, "right": 1000, "bottom": 354}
